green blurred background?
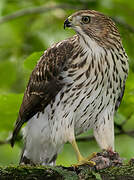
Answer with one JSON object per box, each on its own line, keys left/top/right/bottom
{"left": 0, "top": 0, "right": 134, "bottom": 167}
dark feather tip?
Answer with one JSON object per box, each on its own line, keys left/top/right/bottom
{"left": 10, "top": 135, "right": 15, "bottom": 147}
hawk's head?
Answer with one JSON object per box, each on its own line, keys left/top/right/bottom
{"left": 64, "top": 10, "right": 121, "bottom": 48}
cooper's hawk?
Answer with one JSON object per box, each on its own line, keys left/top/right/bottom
{"left": 10, "top": 10, "right": 129, "bottom": 166}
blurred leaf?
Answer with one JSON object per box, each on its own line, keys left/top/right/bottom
{"left": 54, "top": 0, "right": 98, "bottom": 7}
{"left": 0, "top": 61, "right": 17, "bottom": 91}
{"left": 116, "top": 135, "right": 134, "bottom": 161}
{"left": 119, "top": 71, "right": 134, "bottom": 117}
{"left": 24, "top": 51, "right": 43, "bottom": 70}
{"left": 0, "top": 145, "right": 20, "bottom": 166}
{"left": 0, "top": 93, "right": 23, "bottom": 131}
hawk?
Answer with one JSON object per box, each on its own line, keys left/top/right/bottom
{"left": 10, "top": 10, "right": 129, "bottom": 166}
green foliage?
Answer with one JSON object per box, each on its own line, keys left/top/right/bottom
{"left": 0, "top": 93, "right": 23, "bottom": 130}
{"left": 24, "top": 51, "right": 44, "bottom": 70}
{"left": 0, "top": 0, "right": 134, "bottom": 167}
{"left": 0, "top": 61, "right": 17, "bottom": 91}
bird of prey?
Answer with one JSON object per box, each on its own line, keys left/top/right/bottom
{"left": 10, "top": 10, "right": 129, "bottom": 166}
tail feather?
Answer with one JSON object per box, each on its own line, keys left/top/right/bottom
{"left": 20, "top": 148, "right": 36, "bottom": 165}
{"left": 19, "top": 142, "right": 58, "bottom": 166}
{"left": 20, "top": 150, "right": 57, "bottom": 166}
{"left": 10, "top": 116, "right": 24, "bottom": 147}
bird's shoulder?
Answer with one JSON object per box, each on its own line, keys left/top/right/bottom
{"left": 39, "top": 35, "right": 77, "bottom": 63}
{"left": 31, "top": 35, "right": 77, "bottom": 78}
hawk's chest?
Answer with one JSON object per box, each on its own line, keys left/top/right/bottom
{"left": 60, "top": 49, "right": 125, "bottom": 133}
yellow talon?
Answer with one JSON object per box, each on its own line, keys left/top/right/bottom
{"left": 87, "top": 160, "right": 96, "bottom": 166}
{"left": 72, "top": 159, "right": 96, "bottom": 167}
{"left": 70, "top": 139, "right": 96, "bottom": 167}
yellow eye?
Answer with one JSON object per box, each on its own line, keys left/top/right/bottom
{"left": 82, "top": 16, "right": 90, "bottom": 24}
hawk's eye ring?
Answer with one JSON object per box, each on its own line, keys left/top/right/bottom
{"left": 82, "top": 16, "right": 90, "bottom": 24}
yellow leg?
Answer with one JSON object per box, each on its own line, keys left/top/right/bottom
{"left": 71, "top": 139, "right": 96, "bottom": 166}
{"left": 71, "top": 139, "right": 84, "bottom": 162}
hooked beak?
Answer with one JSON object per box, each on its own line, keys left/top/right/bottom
{"left": 64, "top": 18, "right": 72, "bottom": 29}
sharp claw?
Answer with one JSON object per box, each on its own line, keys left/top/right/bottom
{"left": 87, "top": 160, "right": 96, "bottom": 166}
{"left": 71, "top": 152, "right": 97, "bottom": 167}
{"left": 72, "top": 160, "right": 96, "bottom": 167}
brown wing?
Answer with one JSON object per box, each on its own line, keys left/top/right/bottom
{"left": 10, "top": 39, "right": 74, "bottom": 147}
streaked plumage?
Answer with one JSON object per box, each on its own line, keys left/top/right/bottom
{"left": 11, "top": 10, "right": 129, "bottom": 165}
